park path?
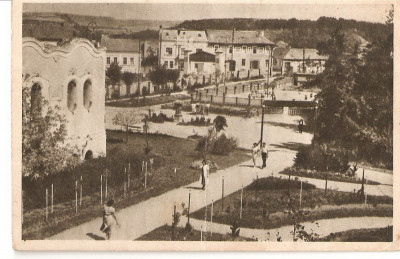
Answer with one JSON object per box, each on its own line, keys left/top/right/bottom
{"left": 180, "top": 216, "right": 393, "bottom": 242}
{"left": 49, "top": 146, "right": 392, "bottom": 240}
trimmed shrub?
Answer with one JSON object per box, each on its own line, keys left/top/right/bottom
{"left": 212, "top": 134, "right": 238, "bottom": 155}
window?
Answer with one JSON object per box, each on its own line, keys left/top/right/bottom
{"left": 67, "top": 81, "right": 77, "bottom": 114}
{"left": 31, "top": 83, "right": 42, "bottom": 120}
{"left": 242, "top": 46, "right": 247, "bottom": 53}
{"left": 198, "top": 33, "right": 201, "bottom": 37}
{"left": 253, "top": 47, "right": 257, "bottom": 54}
{"left": 123, "top": 57, "right": 127, "bottom": 65}
{"left": 106, "top": 57, "right": 110, "bottom": 64}
{"left": 247, "top": 47, "right": 251, "bottom": 53}
{"left": 130, "top": 57, "right": 134, "bottom": 65}
{"left": 166, "top": 47, "right": 173, "bottom": 55}
{"left": 169, "top": 61, "right": 174, "bottom": 68}
{"left": 242, "top": 59, "right": 246, "bottom": 66}
{"left": 196, "top": 48, "right": 202, "bottom": 53}
{"left": 113, "top": 57, "right": 118, "bottom": 63}
{"left": 250, "top": 60, "right": 259, "bottom": 69}
{"left": 83, "top": 80, "right": 92, "bottom": 111}
{"left": 258, "top": 47, "right": 264, "bottom": 53}
{"left": 235, "top": 47, "right": 241, "bottom": 52}
{"left": 214, "top": 45, "right": 219, "bottom": 52}
{"left": 166, "top": 32, "right": 169, "bottom": 36}
{"left": 163, "top": 61, "right": 168, "bottom": 67}
{"left": 229, "top": 46, "right": 233, "bottom": 54}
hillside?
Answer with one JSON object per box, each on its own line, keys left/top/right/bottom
{"left": 173, "top": 17, "right": 392, "bottom": 48}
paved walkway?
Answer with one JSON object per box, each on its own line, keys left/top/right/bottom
{"left": 181, "top": 216, "right": 393, "bottom": 242}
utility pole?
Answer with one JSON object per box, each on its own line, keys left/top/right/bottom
{"left": 231, "top": 28, "right": 235, "bottom": 78}
{"left": 302, "top": 47, "right": 306, "bottom": 73}
{"left": 224, "top": 37, "right": 227, "bottom": 87}
{"left": 260, "top": 105, "right": 265, "bottom": 149}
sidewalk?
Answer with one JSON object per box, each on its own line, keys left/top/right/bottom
{"left": 49, "top": 146, "right": 392, "bottom": 240}
{"left": 181, "top": 216, "right": 392, "bottom": 242}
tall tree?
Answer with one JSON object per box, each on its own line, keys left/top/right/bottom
{"left": 106, "top": 61, "right": 122, "bottom": 99}
{"left": 22, "top": 84, "right": 76, "bottom": 179}
{"left": 121, "top": 71, "right": 137, "bottom": 96}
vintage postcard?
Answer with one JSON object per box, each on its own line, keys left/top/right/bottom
{"left": 12, "top": 0, "right": 399, "bottom": 251}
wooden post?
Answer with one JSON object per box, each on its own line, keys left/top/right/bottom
{"left": 200, "top": 225, "right": 203, "bottom": 241}
{"left": 221, "top": 177, "right": 224, "bottom": 212}
{"left": 80, "top": 176, "right": 83, "bottom": 207}
{"left": 240, "top": 185, "right": 243, "bottom": 219}
{"left": 361, "top": 169, "right": 365, "bottom": 196}
{"left": 174, "top": 168, "right": 177, "bottom": 177}
{"left": 288, "top": 173, "right": 291, "bottom": 196}
{"left": 187, "top": 192, "right": 191, "bottom": 224}
{"left": 105, "top": 172, "right": 108, "bottom": 199}
{"left": 45, "top": 188, "right": 48, "bottom": 221}
{"left": 365, "top": 193, "right": 368, "bottom": 205}
{"left": 51, "top": 183, "right": 54, "bottom": 214}
{"left": 145, "top": 164, "right": 147, "bottom": 189}
{"left": 256, "top": 173, "right": 259, "bottom": 202}
{"left": 325, "top": 171, "right": 328, "bottom": 196}
{"left": 299, "top": 181, "right": 303, "bottom": 207}
{"left": 100, "top": 175, "right": 103, "bottom": 205}
{"left": 75, "top": 180, "right": 78, "bottom": 214}
{"left": 142, "top": 161, "right": 144, "bottom": 173}
{"left": 210, "top": 200, "right": 214, "bottom": 237}
{"left": 128, "top": 163, "right": 131, "bottom": 188}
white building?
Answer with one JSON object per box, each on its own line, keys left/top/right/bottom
{"left": 22, "top": 37, "right": 107, "bottom": 159}
{"left": 101, "top": 35, "right": 141, "bottom": 74}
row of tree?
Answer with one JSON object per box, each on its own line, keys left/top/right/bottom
{"left": 312, "top": 9, "right": 393, "bottom": 168}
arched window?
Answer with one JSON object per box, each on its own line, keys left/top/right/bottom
{"left": 83, "top": 80, "right": 92, "bottom": 111}
{"left": 31, "top": 83, "right": 42, "bottom": 120}
{"left": 67, "top": 81, "right": 77, "bottom": 113}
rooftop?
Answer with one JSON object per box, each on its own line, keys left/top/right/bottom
{"left": 283, "top": 48, "right": 328, "bottom": 60}
{"left": 207, "top": 29, "right": 275, "bottom": 45}
{"left": 161, "top": 29, "right": 208, "bottom": 42}
{"left": 101, "top": 35, "right": 140, "bottom": 53}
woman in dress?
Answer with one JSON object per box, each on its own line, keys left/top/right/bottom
{"left": 200, "top": 159, "right": 210, "bottom": 190}
{"left": 251, "top": 142, "right": 259, "bottom": 168}
{"left": 101, "top": 199, "right": 119, "bottom": 240}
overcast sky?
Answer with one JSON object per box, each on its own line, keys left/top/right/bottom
{"left": 23, "top": 2, "right": 392, "bottom": 24}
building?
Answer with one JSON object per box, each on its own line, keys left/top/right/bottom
{"left": 282, "top": 48, "right": 328, "bottom": 75}
{"left": 159, "top": 28, "right": 276, "bottom": 79}
{"left": 22, "top": 37, "right": 107, "bottom": 159}
{"left": 207, "top": 29, "right": 275, "bottom": 78}
{"left": 101, "top": 35, "right": 141, "bottom": 74}
{"left": 159, "top": 28, "right": 209, "bottom": 70}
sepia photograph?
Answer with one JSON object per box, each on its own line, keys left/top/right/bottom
{"left": 11, "top": 0, "right": 398, "bottom": 251}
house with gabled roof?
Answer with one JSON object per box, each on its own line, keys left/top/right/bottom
{"left": 101, "top": 35, "right": 141, "bottom": 74}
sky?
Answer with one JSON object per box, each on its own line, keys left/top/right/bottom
{"left": 23, "top": 1, "right": 392, "bottom": 23}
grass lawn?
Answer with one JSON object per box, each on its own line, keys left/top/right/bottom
{"left": 137, "top": 224, "right": 255, "bottom": 241}
{"left": 190, "top": 177, "right": 392, "bottom": 230}
{"left": 281, "top": 167, "right": 381, "bottom": 185}
{"left": 106, "top": 94, "right": 190, "bottom": 108}
{"left": 22, "top": 130, "right": 251, "bottom": 240}
{"left": 317, "top": 226, "right": 393, "bottom": 242}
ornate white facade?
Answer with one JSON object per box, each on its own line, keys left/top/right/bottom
{"left": 22, "top": 38, "right": 107, "bottom": 159}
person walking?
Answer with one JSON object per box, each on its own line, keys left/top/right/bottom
{"left": 100, "top": 199, "right": 119, "bottom": 240}
{"left": 251, "top": 142, "right": 260, "bottom": 168}
{"left": 298, "top": 119, "right": 304, "bottom": 134}
{"left": 260, "top": 142, "right": 268, "bottom": 169}
{"left": 200, "top": 159, "right": 210, "bottom": 190}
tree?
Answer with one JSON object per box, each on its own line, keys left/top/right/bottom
{"left": 22, "top": 84, "right": 76, "bottom": 179}
{"left": 213, "top": 115, "right": 228, "bottom": 132}
{"left": 121, "top": 71, "right": 137, "bottom": 96}
{"left": 106, "top": 61, "right": 122, "bottom": 99}
{"left": 148, "top": 67, "right": 180, "bottom": 94}
{"left": 112, "top": 111, "right": 143, "bottom": 142}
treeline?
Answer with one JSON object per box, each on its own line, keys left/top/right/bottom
{"left": 173, "top": 17, "right": 392, "bottom": 48}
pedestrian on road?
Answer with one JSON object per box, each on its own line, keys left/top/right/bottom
{"left": 298, "top": 119, "right": 304, "bottom": 134}
{"left": 100, "top": 199, "right": 119, "bottom": 240}
{"left": 261, "top": 143, "right": 268, "bottom": 169}
{"left": 200, "top": 159, "right": 210, "bottom": 190}
{"left": 251, "top": 142, "right": 260, "bottom": 168}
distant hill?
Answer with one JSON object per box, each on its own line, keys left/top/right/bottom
{"left": 23, "top": 12, "right": 180, "bottom": 41}
{"left": 173, "top": 17, "right": 392, "bottom": 49}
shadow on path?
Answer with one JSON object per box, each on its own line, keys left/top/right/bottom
{"left": 270, "top": 142, "right": 307, "bottom": 152}
{"left": 86, "top": 233, "right": 105, "bottom": 240}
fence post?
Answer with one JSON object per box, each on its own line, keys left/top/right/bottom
{"left": 80, "top": 176, "right": 83, "bottom": 207}
{"left": 128, "top": 163, "right": 131, "bottom": 188}
{"left": 221, "top": 177, "right": 224, "bottom": 212}
{"left": 236, "top": 97, "right": 238, "bottom": 106}
{"left": 203, "top": 75, "right": 205, "bottom": 85}
{"left": 223, "top": 92, "right": 226, "bottom": 105}
{"left": 210, "top": 95, "right": 213, "bottom": 104}
{"left": 240, "top": 186, "right": 243, "bottom": 219}
{"left": 100, "top": 175, "right": 103, "bottom": 205}
{"left": 45, "top": 188, "right": 48, "bottom": 221}
{"left": 75, "top": 180, "right": 78, "bottom": 214}
{"left": 105, "top": 170, "right": 108, "bottom": 199}
{"left": 51, "top": 183, "right": 54, "bottom": 214}
{"left": 248, "top": 95, "right": 251, "bottom": 106}
{"left": 199, "top": 92, "right": 202, "bottom": 102}
{"left": 210, "top": 200, "right": 214, "bottom": 237}
{"left": 242, "top": 84, "right": 245, "bottom": 93}
{"left": 187, "top": 192, "right": 191, "bottom": 224}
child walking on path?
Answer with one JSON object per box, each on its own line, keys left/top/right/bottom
{"left": 100, "top": 199, "right": 119, "bottom": 240}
